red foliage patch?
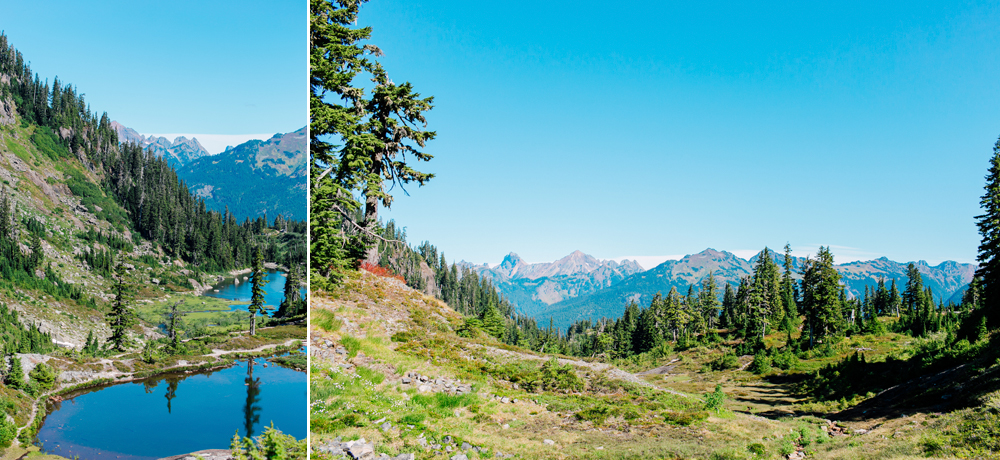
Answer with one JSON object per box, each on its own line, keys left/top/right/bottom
{"left": 359, "top": 261, "right": 406, "bottom": 282}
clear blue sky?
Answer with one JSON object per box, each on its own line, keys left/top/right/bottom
{"left": 363, "top": 0, "right": 1000, "bottom": 267}
{"left": 1, "top": 0, "right": 305, "bottom": 136}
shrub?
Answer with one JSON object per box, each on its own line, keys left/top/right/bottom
{"left": 663, "top": 410, "right": 708, "bottom": 426}
{"left": 399, "top": 413, "right": 426, "bottom": 425}
{"left": 704, "top": 384, "right": 726, "bottom": 413}
{"left": 749, "top": 352, "right": 772, "bottom": 375}
{"left": 29, "top": 362, "right": 58, "bottom": 391}
{"left": 711, "top": 353, "right": 740, "bottom": 371}
{"left": 576, "top": 405, "right": 615, "bottom": 425}
{"left": 0, "top": 417, "right": 14, "bottom": 448}
{"left": 230, "top": 424, "right": 306, "bottom": 460}
{"left": 772, "top": 349, "right": 798, "bottom": 370}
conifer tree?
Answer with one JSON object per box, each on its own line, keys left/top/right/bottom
{"left": 700, "top": 271, "right": 721, "bottom": 330}
{"left": 310, "top": 0, "right": 436, "bottom": 270}
{"left": 975, "top": 135, "right": 1000, "bottom": 329}
{"left": 107, "top": 256, "right": 136, "bottom": 351}
{"left": 248, "top": 246, "right": 269, "bottom": 336}
{"left": 800, "top": 247, "right": 843, "bottom": 348}
{"left": 780, "top": 243, "right": 799, "bottom": 331}
{"left": 5, "top": 355, "right": 23, "bottom": 389}
{"left": 278, "top": 265, "right": 303, "bottom": 318}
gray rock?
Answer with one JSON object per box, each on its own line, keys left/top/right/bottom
{"left": 543, "top": 439, "right": 555, "bottom": 446}
{"left": 395, "top": 455, "right": 415, "bottom": 460}
{"left": 348, "top": 442, "right": 374, "bottom": 459}
{"left": 450, "top": 454, "right": 469, "bottom": 460}
{"left": 402, "top": 377, "right": 412, "bottom": 384}
{"left": 443, "top": 436, "right": 453, "bottom": 444}
{"left": 501, "top": 397, "right": 510, "bottom": 404}
{"left": 381, "top": 421, "right": 392, "bottom": 432}
{"left": 461, "top": 442, "right": 472, "bottom": 451}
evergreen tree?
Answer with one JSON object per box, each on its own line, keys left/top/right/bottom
{"left": 310, "top": 0, "right": 436, "bottom": 270}
{"left": 975, "top": 135, "right": 1000, "bottom": 329}
{"left": 780, "top": 243, "right": 799, "bottom": 332}
{"left": 278, "top": 265, "right": 303, "bottom": 318}
{"left": 720, "top": 282, "right": 737, "bottom": 329}
{"left": 107, "top": 256, "right": 136, "bottom": 351}
{"left": 700, "top": 271, "right": 721, "bottom": 330}
{"left": 480, "top": 301, "right": 506, "bottom": 339}
{"left": 889, "top": 278, "right": 903, "bottom": 318}
{"left": 800, "top": 247, "right": 843, "bottom": 348}
{"left": 163, "top": 300, "right": 184, "bottom": 349}
{"left": 5, "top": 355, "right": 23, "bottom": 389}
{"left": 248, "top": 246, "right": 269, "bottom": 336}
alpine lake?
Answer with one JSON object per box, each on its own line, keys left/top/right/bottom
{"left": 35, "top": 270, "right": 307, "bottom": 460}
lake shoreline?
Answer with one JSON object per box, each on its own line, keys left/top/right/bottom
{"left": 20, "top": 341, "right": 304, "bottom": 457}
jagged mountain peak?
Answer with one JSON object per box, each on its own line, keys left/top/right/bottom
{"left": 110, "top": 121, "right": 210, "bottom": 166}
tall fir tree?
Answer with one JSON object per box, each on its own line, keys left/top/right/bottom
{"left": 780, "top": 243, "right": 799, "bottom": 332}
{"left": 309, "top": 0, "right": 436, "bottom": 270}
{"left": 975, "top": 135, "right": 1000, "bottom": 329}
{"left": 800, "top": 247, "right": 843, "bottom": 348}
{"left": 248, "top": 246, "right": 269, "bottom": 336}
{"left": 700, "top": 271, "right": 721, "bottom": 330}
{"left": 107, "top": 256, "right": 136, "bottom": 351}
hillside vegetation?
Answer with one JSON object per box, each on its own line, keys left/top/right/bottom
{"left": 311, "top": 269, "right": 1000, "bottom": 459}
{"left": 0, "top": 32, "right": 306, "bottom": 457}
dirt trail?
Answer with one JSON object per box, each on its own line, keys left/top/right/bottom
{"left": 207, "top": 339, "right": 301, "bottom": 358}
{"left": 471, "top": 343, "right": 690, "bottom": 397}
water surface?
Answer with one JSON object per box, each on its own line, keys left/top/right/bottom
{"left": 203, "top": 270, "right": 305, "bottom": 316}
{"left": 37, "top": 359, "right": 305, "bottom": 460}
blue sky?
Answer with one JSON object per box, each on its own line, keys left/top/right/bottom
{"left": 2, "top": 0, "right": 305, "bottom": 148}
{"left": 360, "top": 0, "right": 1000, "bottom": 267}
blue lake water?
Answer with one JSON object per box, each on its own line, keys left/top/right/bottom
{"left": 203, "top": 270, "right": 305, "bottom": 316}
{"left": 37, "top": 359, "right": 306, "bottom": 460}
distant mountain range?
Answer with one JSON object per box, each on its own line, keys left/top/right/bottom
{"left": 474, "top": 249, "right": 977, "bottom": 330}
{"left": 175, "top": 127, "right": 306, "bottom": 222}
{"left": 461, "top": 251, "right": 644, "bottom": 316}
{"left": 111, "top": 121, "right": 210, "bottom": 166}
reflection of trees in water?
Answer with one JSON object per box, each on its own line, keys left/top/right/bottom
{"left": 244, "top": 358, "right": 263, "bottom": 438}
{"left": 165, "top": 377, "right": 180, "bottom": 413}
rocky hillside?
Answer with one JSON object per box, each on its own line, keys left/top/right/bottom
{"left": 309, "top": 267, "right": 980, "bottom": 459}
{"left": 110, "top": 121, "right": 210, "bottom": 166}
{"left": 175, "top": 127, "right": 306, "bottom": 221}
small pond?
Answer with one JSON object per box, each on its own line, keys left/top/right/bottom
{"left": 203, "top": 269, "right": 305, "bottom": 316}
{"left": 37, "top": 358, "right": 305, "bottom": 460}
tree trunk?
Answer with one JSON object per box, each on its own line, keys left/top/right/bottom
{"left": 249, "top": 312, "right": 256, "bottom": 336}
{"left": 363, "top": 150, "right": 384, "bottom": 266}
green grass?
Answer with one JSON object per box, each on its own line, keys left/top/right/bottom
{"left": 313, "top": 309, "right": 342, "bottom": 332}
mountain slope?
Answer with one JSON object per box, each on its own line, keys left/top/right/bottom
{"left": 175, "top": 127, "right": 306, "bottom": 221}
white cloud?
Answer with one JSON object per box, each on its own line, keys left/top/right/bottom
{"left": 144, "top": 133, "right": 276, "bottom": 155}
